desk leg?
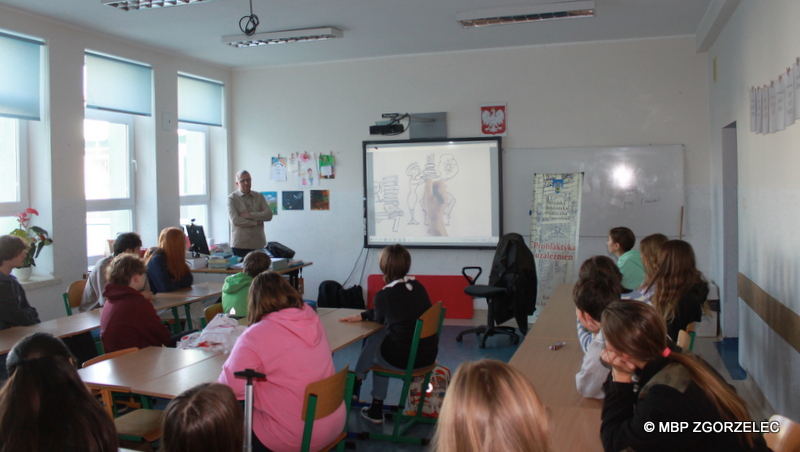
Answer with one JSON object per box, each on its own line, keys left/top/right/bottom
{"left": 100, "top": 389, "right": 114, "bottom": 418}
{"left": 184, "top": 303, "right": 194, "bottom": 331}
{"left": 170, "top": 307, "right": 181, "bottom": 333}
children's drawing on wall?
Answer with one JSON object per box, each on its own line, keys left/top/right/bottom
{"left": 310, "top": 190, "right": 330, "bottom": 211}
{"left": 298, "top": 152, "right": 319, "bottom": 188}
{"left": 270, "top": 157, "right": 287, "bottom": 181}
{"left": 282, "top": 191, "right": 304, "bottom": 210}
{"left": 260, "top": 191, "right": 278, "bottom": 215}
{"left": 405, "top": 162, "right": 424, "bottom": 225}
{"left": 319, "top": 154, "right": 335, "bottom": 179}
{"left": 288, "top": 153, "right": 299, "bottom": 172}
{"left": 374, "top": 176, "right": 403, "bottom": 232}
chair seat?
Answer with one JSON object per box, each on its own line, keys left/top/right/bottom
{"left": 464, "top": 285, "right": 507, "bottom": 299}
{"left": 115, "top": 409, "right": 163, "bottom": 443}
{"left": 371, "top": 362, "right": 437, "bottom": 378}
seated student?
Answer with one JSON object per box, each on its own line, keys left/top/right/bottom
{"left": 101, "top": 254, "right": 171, "bottom": 353}
{"left": 638, "top": 233, "right": 669, "bottom": 298}
{"left": 161, "top": 383, "right": 243, "bottom": 452}
{"left": 432, "top": 359, "right": 549, "bottom": 452}
{"left": 218, "top": 272, "right": 345, "bottom": 452}
{"left": 607, "top": 227, "right": 646, "bottom": 291}
{"left": 79, "top": 232, "right": 152, "bottom": 312}
{"left": 645, "top": 240, "right": 709, "bottom": 341}
{"left": 338, "top": 244, "right": 438, "bottom": 424}
{"left": 146, "top": 227, "right": 193, "bottom": 293}
{"left": 0, "top": 235, "right": 40, "bottom": 330}
{"left": 573, "top": 277, "right": 622, "bottom": 399}
{"left": 221, "top": 250, "right": 271, "bottom": 316}
{"left": 0, "top": 332, "right": 118, "bottom": 452}
{"left": 600, "top": 301, "right": 770, "bottom": 452}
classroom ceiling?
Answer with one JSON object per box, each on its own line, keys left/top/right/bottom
{"left": 0, "top": 0, "right": 713, "bottom": 69}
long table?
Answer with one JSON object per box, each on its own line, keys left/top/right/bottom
{"left": 509, "top": 283, "right": 603, "bottom": 452}
{"left": 193, "top": 262, "right": 312, "bottom": 292}
{"left": 0, "top": 309, "right": 103, "bottom": 355}
{"left": 79, "top": 308, "right": 381, "bottom": 408}
{"left": 153, "top": 282, "right": 224, "bottom": 331}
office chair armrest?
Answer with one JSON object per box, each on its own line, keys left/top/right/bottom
{"left": 462, "top": 267, "right": 482, "bottom": 286}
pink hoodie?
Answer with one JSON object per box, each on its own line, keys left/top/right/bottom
{"left": 218, "top": 303, "right": 345, "bottom": 452}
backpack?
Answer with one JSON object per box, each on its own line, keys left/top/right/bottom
{"left": 403, "top": 365, "right": 451, "bottom": 418}
{"left": 316, "top": 280, "right": 365, "bottom": 309}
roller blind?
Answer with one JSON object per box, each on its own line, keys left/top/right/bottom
{"left": 85, "top": 52, "right": 152, "bottom": 116}
{"left": 178, "top": 74, "right": 224, "bottom": 126}
{"left": 0, "top": 31, "right": 44, "bottom": 121}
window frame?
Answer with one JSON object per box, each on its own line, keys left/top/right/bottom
{"left": 178, "top": 122, "right": 211, "bottom": 206}
{"left": 0, "top": 118, "right": 30, "bottom": 217}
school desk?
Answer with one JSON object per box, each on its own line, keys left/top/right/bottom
{"left": 192, "top": 262, "right": 312, "bottom": 292}
{"left": 153, "top": 282, "right": 224, "bottom": 331}
{"left": 527, "top": 283, "right": 580, "bottom": 341}
{"left": 0, "top": 309, "right": 103, "bottom": 354}
{"left": 548, "top": 406, "right": 603, "bottom": 452}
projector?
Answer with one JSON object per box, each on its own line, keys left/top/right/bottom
{"left": 369, "top": 124, "right": 405, "bottom": 135}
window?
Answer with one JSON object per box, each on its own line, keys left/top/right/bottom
{"left": 0, "top": 118, "right": 26, "bottom": 210}
{"left": 178, "top": 124, "right": 210, "bottom": 229}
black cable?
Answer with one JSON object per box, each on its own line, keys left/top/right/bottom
{"left": 239, "top": 0, "right": 259, "bottom": 36}
{"left": 344, "top": 247, "right": 368, "bottom": 287}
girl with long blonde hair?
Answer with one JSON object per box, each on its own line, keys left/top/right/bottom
{"left": 644, "top": 240, "right": 708, "bottom": 340}
{"left": 146, "top": 227, "right": 193, "bottom": 292}
{"left": 638, "top": 233, "right": 669, "bottom": 296}
{"left": 600, "top": 301, "right": 770, "bottom": 452}
{"left": 433, "top": 359, "right": 550, "bottom": 452}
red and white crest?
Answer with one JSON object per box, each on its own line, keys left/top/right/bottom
{"left": 480, "top": 103, "right": 507, "bottom": 136}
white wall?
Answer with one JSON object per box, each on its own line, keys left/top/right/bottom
{"left": 231, "top": 36, "right": 711, "bottom": 302}
{"left": 706, "top": 0, "right": 800, "bottom": 420}
{"left": 0, "top": 5, "right": 232, "bottom": 321}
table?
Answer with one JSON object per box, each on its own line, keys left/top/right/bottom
{"left": 153, "top": 282, "right": 224, "bottom": 331}
{"left": 193, "top": 262, "right": 312, "bottom": 291}
{"left": 548, "top": 406, "right": 603, "bottom": 452}
{"left": 0, "top": 309, "right": 103, "bottom": 354}
{"left": 318, "top": 308, "right": 383, "bottom": 352}
{"left": 528, "top": 283, "right": 580, "bottom": 341}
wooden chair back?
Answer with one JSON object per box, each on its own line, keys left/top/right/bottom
{"left": 765, "top": 414, "right": 800, "bottom": 452}
{"left": 83, "top": 347, "right": 138, "bottom": 368}
{"left": 300, "top": 365, "right": 353, "bottom": 452}
{"left": 676, "top": 329, "right": 691, "bottom": 350}
{"left": 63, "top": 280, "right": 87, "bottom": 316}
{"left": 419, "top": 301, "right": 444, "bottom": 339}
{"left": 204, "top": 303, "right": 223, "bottom": 325}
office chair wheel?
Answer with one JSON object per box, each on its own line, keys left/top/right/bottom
{"left": 456, "top": 334, "right": 463, "bottom": 342}
{"left": 478, "top": 342, "right": 486, "bottom": 349}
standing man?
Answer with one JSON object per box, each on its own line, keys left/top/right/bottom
{"left": 228, "top": 170, "right": 273, "bottom": 258}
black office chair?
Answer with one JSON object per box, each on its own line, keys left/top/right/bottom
{"left": 456, "top": 233, "right": 537, "bottom": 348}
{"left": 456, "top": 266, "right": 520, "bottom": 348}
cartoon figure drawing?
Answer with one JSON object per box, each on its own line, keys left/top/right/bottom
{"left": 374, "top": 176, "right": 403, "bottom": 232}
{"left": 436, "top": 154, "right": 459, "bottom": 226}
{"left": 405, "top": 162, "right": 425, "bottom": 225}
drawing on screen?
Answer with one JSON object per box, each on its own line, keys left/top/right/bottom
{"left": 374, "top": 176, "right": 403, "bottom": 232}
{"left": 406, "top": 162, "right": 424, "bottom": 225}
{"left": 401, "top": 153, "right": 461, "bottom": 236}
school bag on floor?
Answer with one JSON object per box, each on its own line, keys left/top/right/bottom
{"left": 404, "top": 365, "right": 451, "bottom": 418}
{"left": 317, "top": 280, "right": 365, "bottom": 309}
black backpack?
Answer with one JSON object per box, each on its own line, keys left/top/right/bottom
{"left": 317, "top": 280, "right": 365, "bottom": 309}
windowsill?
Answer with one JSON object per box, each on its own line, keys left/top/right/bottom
{"left": 19, "top": 276, "right": 63, "bottom": 291}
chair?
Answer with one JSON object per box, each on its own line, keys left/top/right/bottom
{"left": 676, "top": 329, "right": 691, "bottom": 350}
{"left": 765, "top": 414, "right": 800, "bottom": 452}
{"left": 456, "top": 233, "right": 537, "bottom": 348}
{"left": 301, "top": 365, "right": 355, "bottom": 452}
{"left": 686, "top": 321, "right": 697, "bottom": 351}
{"left": 365, "top": 301, "right": 445, "bottom": 445}
{"left": 62, "top": 280, "right": 87, "bottom": 316}
{"left": 201, "top": 303, "right": 223, "bottom": 328}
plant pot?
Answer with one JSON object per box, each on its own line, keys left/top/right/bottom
{"left": 13, "top": 266, "right": 32, "bottom": 282}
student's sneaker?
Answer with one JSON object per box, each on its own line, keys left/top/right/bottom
{"left": 360, "top": 405, "right": 384, "bottom": 424}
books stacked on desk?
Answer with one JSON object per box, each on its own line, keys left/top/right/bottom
{"left": 270, "top": 258, "right": 304, "bottom": 271}
{"left": 208, "top": 255, "right": 238, "bottom": 269}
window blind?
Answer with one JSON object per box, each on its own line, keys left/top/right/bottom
{"left": 85, "top": 52, "right": 152, "bottom": 116}
{"left": 178, "top": 74, "right": 223, "bottom": 126}
{"left": 0, "top": 31, "right": 44, "bottom": 121}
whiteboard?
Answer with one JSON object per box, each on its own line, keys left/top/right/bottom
{"left": 503, "top": 146, "right": 684, "bottom": 237}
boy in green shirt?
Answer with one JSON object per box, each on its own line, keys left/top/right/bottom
{"left": 607, "top": 227, "right": 645, "bottom": 291}
{"left": 221, "top": 251, "right": 271, "bottom": 316}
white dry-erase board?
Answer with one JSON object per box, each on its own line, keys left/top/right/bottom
{"left": 503, "top": 146, "right": 684, "bottom": 237}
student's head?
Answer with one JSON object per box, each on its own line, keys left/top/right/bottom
{"left": 433, "top": 359, "right": 549, "bottom": 452}
{"left": 577, "top": 255, "right": 623, "bottom": 290}
{"left": 639, "top": 233, "right": 669, "bottom": 278}
{"left": 0, "top": 235, "right": 28, "bottom": 265}
{"left": 235, "top": 170, "right": 252, "bottom": 194}
{"left": 601, "top": 301, "right": 758, "bottom": 448}
{"left": 151, "top": 227, "right": 190, "bottom": 282}
{"left": 247, "top": 271, "right": 304, "bottom": 325}
{"left": 243, "top": 251, "right": 271, "bottom": 278}
{"left": 573, "top": 277, "right": 621, "bottom": 332}
{"left": 379, "top": 244, "right": 411, "bottom": 283}
{"left": 113, "top": 232, "right": 143, "bottom": 256}
{"left": 607, "top": 227, "right": 635, "bottom": 254}
{"left": 161, "top": 383, "right": 243, "bottom": 452}
{"left": 106, "top": 253, "right": 147, "bottom": 289}
{"left": 0, "top": 333, "right": 118, "bottom": 452}
{"left": 649, "top": 240, "right": 706, "bottom": 322}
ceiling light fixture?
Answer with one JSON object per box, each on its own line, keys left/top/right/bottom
{"left": 102, "top": 0, "right": 224, "bottom": 11}
{"left": 457, "top": 0, "right": 595, "bottom": 28}
{"left": 222, "top": 27, "right": 343, "bottom": 48}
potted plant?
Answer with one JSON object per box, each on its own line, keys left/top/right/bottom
{"left": 9, "top": 208, "right": 53, "bottom": 281}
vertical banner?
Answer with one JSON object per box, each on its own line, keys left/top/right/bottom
{"left": 530, "top": 172, "right": 583, "bottom": 321}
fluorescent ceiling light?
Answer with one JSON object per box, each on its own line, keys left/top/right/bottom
{"left": 222, "top": 27, "right": 343, "bottom": 48}
{"left": 102, "top": 0, "right": 224, "bottom": 11}
{"left": 457, "top": 1, "right": 595, "bottom": 28}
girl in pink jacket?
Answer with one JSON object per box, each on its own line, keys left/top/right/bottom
{"left": 218, "top": 272, "right": 345, "bottom": 452}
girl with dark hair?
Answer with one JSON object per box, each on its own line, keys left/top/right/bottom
{"left": 600, "top": 302, "right": 770, "bottom": 452}
{"left": 0, "top": 333, "right": 118, "bottom": 452}
{"left": 161, "top": 383, "right": 243, "bottom": 452}
{"left": 644, "top": 240, "right": 709, "bottom": 340}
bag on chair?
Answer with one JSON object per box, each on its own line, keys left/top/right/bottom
{"left": 317, "top": 280, "right": 365, "bottom": 309}
{"left": 403, "top": 365, "right": 451, "bottom": 418}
